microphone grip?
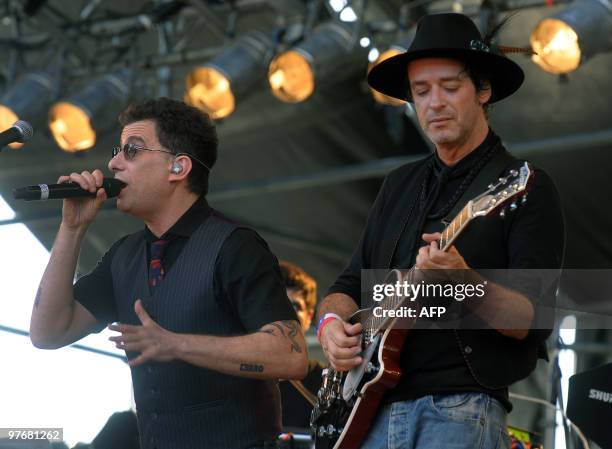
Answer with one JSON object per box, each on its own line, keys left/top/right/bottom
{"left": 13, "top": 183, "right": 96, "bottom": 201}
{"left": 13, "top": 178, "right": 125, "bottom": 201}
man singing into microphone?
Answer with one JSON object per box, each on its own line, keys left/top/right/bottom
{"left": 29, "top": 98, "right": 308, "bottom": 449}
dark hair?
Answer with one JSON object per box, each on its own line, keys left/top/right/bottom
{"left": 279, "top": 261, "right": 317, "bottom": 314}
{"left": 460, "top": 57, "right": 494, "bottom": 114}
{"left": 118, "top": 97, "right": 218, "bottom": 196}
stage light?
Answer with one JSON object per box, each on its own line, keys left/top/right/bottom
{"left": 268, "top": 50, "right": 315, "bottom": 103}
{"left": 339, "top": 6, "right": 358, "bottom": 22}
{"left": 49, "top": 69, "right": 130, "bottom": 152}
{"left": 268, "top": 22, "right": 366, "bottom": 103}
{"left": 530, "top": 0, "right": 612, "bottom": 74}
{"left": 0, "top": 71, "right": 54, "bottom": 149}
{"left": 328, "top": 0, "right": 347, "bottom": 13}
{"left": 185, "top": 32, "right": 273, "bottom": 120}
{"left": 185, "top": 68, "right": 233, "bottom": 120}
{"left": 48, "top": 102, "right": 96, "bottom": 152}
{"left": 530, "top": 19, "right": 580, "bottom": 74}
{"left": 368, "top": 48, "right": 380, "bottom": 62}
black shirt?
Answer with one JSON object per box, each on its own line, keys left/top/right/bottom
{"left": 74, "top": 196, "right": 297, "bottom": 333}
{"left": 390, "top": 131, "right": 510, "bottom": 407}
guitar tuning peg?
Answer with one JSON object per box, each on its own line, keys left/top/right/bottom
{"left": 510, "top": 169, "right": 518, "bottom": 176}
{"left": 509, "top": 201, "right": 518, "bottom": 211}
{"left": 498, "top": 177, "right": 507, "bottom": 184}
{"left": 521, "top": 194, "right": 528, "bottom": 205}
{"left": 499, "top": 208, "right": 506, "bottom": 219}
{"left": 487, "top": 183, "right": 494, "bottom": 189}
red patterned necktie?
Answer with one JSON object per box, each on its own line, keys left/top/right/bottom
{"left": 149, "top": 239, "right": 170, "bottom": 288}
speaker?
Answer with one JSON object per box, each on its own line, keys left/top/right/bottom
{"left": 567, "top": 362, "right": 612, "bottom": 449}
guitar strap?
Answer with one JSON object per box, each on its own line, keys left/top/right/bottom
{"left": 442, "top": 146, "right": 518, "bottom": 225}
{"left": 289, "top": 380, "right": 317, "bottom": 407}
{"left": 437, "top": 146, "right": 551, "bottom": 366}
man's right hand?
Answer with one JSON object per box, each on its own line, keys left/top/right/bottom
{"left": 58, "top": 169, "right": 108, "bottom": 230}
{"left": 319, "top": 319, "right": 363, "bottom": 371}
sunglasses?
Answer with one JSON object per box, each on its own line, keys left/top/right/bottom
{"left": 111, "top": 143, "right": 210, "bottom": 171}
{"left": 112, "top": 143, "right": 175, "bottom": 160}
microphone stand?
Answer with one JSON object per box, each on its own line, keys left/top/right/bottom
{"left": 550, "top": 334, "right": 577, "bottom": 449}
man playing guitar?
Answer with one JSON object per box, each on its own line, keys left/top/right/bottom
{"left": 317, "top": 13, "right": 564, "bottom": 449}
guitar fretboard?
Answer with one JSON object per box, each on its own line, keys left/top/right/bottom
{"left": 362, "top": 203, "right": 474, "bottom": 341}
{"left": 438, "top": 204, "right": 473, "bottom": 251}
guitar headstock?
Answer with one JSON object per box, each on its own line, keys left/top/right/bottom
{"left": 470, "top": 162, "right": 532, "bottom": 218}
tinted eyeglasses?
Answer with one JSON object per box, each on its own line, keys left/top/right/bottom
{"left": 112, "top": 143, "right": 176, "bottom": 160}
{"left": 111, "top": 143, "right": 210, "bottom": 171}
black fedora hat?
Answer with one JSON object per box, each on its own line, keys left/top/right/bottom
{"left": 367, "top": 13, "right": 525, "bottom": 103}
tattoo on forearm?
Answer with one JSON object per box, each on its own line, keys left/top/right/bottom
{"left": 281, "top": 320, "right": 302, "bottom": 353}
{"left": 240, "top": 363, "right": 264, "bottom": 373}
{"left": 259, "top": 321, "right": 303, "bottom": 353}
{"left": 271, "top": 323, "right": 285, "bottom": 335}
{"left": 259, "top": 323, "right": 285, "bottom": 337}
{"left": 34, "top": 285, "right": 42, "bottom": 308}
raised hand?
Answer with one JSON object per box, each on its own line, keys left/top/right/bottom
{"left": 58, "top": 169, "right": 107, "bottom": 231}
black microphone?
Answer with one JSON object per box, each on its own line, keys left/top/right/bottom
{"left": 0, "top": 120, "right": 34, "bottom": 149}
{"left": 13, "top": 178, "right": 126, "bottom": 201}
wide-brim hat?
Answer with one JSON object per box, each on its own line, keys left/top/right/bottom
{"left": 367, "top": 13, "right": 524, "bottom": 103}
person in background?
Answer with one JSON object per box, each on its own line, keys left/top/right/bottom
{"left": 279, "top": 261, "right": 324, "bottom": 430}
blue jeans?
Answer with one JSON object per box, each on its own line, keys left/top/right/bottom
{"left": 360, "top": 393, "right": 510, "bottom": 449}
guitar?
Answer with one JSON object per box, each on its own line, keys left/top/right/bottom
{"left": 310, "top": 162, "right": 533, "bottom": 449}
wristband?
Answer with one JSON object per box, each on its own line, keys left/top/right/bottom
{"left": 317, "top": 313, "right": 343, "bottom": 341}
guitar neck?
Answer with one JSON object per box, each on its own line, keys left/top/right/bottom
{"left": 438, "top": 203, "right": 473, "bottom": 252}
{"left": 363, "top": 203, "right": 475, "bottom": 337}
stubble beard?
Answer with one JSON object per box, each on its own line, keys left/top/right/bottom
{"left": 426, "top": 122, "right": 463, "bottom": 148}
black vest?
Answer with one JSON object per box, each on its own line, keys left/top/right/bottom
{"left": 111, "top": 215, "right": 281, "bottom": 449}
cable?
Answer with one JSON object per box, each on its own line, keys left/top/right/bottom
{"left": 508, "top": 392, "right": 591, "bottom": 449}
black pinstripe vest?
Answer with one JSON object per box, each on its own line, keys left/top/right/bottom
{"left": 111, "top": 215, "right": 281, "bottom": 449}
